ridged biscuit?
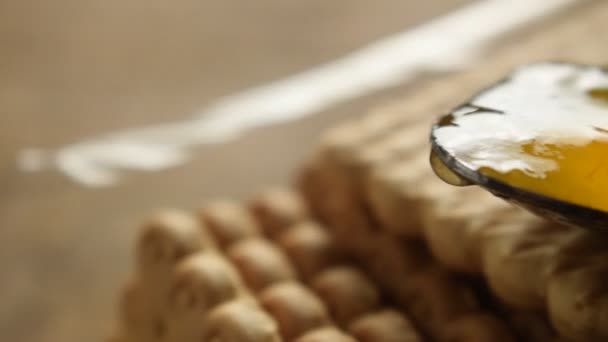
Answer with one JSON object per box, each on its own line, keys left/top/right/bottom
{"left": 349, "top": 309, "right": 422, "bottom": 342}
{"left": 227, "top": 238, "right": 297, "bottom": 293}
{"left": 199, "top": 200, "right": 260, "bottom": 248}
{"left": 312, "top": 266, "right": 381, "bottom": 327}
{"left": 250, "top": 188, "right": 310, "bottom": 238}
{"left": 260, "top": 282, "right": 331, "bottom": 341}
{"left": 204, "top": 299, "right": 281, "bottom": 342}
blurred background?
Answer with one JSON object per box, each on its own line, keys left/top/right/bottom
{"left": 0, "top": 0, "right": 575, "bottom": 341}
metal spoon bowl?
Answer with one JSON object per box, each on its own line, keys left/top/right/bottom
{"left": 429, "top": 62, "right": 608, "bottom": 232}
{"left": 429, "top": 139, "right": 608, "bottom": 232}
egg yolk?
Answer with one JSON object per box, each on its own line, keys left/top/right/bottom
{"left": 480, "top": 139, "right": 608, "bottom": 213}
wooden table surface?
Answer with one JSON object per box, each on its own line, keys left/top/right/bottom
{"left": 1, "top": 0, "right": 601, "bottom": 341}
{"left": 0, "top": 1, "right": 475, "bottom": 341}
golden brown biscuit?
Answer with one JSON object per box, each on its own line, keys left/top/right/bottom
{"left": 441, "top": 313, "right": 516, "bottom": 342}
{"left": 345, "top": 121, "right": 430, "bottom": 172}
{"left": 168, "top": 252, "right": 246, "bottom": 314}
{"left": 118, "top": 279, "right": 166, "bottom": 342}
{"left": 544, "top": 232, "right": 608, "bottom": 340}
{"left": 349, "top": 309, "right": 422, "bottom": 342}
{"left": 260, "top": 282, "right": 331, "bottom": 341}
{"left": 480, "top": 216, "right": 575, "bottom": 310}
{"left": 507, "top": 310, "right": 557, "bottom": 342}
{"left": 360, "top": 235, "right": 430, "bottom": 289}
{"left": 227, "top": 237, "right": 297, "bottom": 293}
{"left": 312, "top": 266, "right": 381, "bottom": 327}
{"left": 250, "top": 188, "right": 310, "bottom": 238}
{"left": 278, "top": 222, "right": 343, "bottom": 281}
{"left": 164, "top": 251, "right": 246, "bottom": 342}
{"left": 313, "top": 193, "right": 378, "bottom": 257}
{"left": 421, "top": 188, "right": 514, "bottom": 273}
{"left": 313, "top": 121, "right": 430, "bottom": 238}
{"left": 394, "top": 267, "right": 479, "bottom": 337}
{"left": 199, "top": 200, "right": 260, "bottom": 248}
{"left": 204, "top": 299, "right": 282, "bottom": 342}
{"left": 297, "top": 156, "right": 334, "bottom": 223}
{"left": 306, "top": 156, "right": 364, "bottom": 232}
{"left": 327, "top": 121, "right": 429, "bottom": 212}
{"left": 295, "top": 327, "right": 356, "bottom": 342}
{"left": 136, "top": 209, "right": 211, "bottom": 288}
{"left": 364, "top": 152, "right": 441, "bottom": 237}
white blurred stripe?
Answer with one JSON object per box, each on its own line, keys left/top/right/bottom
{"left": 17, "top": 0, "right": 578, "bottom": 186}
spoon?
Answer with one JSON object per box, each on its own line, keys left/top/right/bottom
{"left": 429, "top": 62, "right": 608, "bottom": 231}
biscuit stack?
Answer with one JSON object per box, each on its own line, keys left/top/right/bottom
{"left": 300, "top": 97, "right": 608, "bottom": 340}
{"left": 299, "top": 100, "right": 608, "bottom": 340}
{"left": 297, "top": 2, "right": 608, "bottom": 340}
{"left": 111, "top": 186, "right": 524, "bottom": 341}
{"left": 113, "top": 189, "right": 435, "bottom": 341}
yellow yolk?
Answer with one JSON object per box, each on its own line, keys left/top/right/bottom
{"left": 432, "top": 63, "right": 608, "bottom": 215}
{"left": 480, "top": 140, "right": 608, "bottom": 212}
